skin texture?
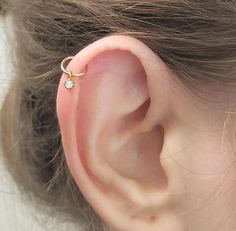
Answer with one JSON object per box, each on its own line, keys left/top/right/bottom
{"left": 56, "top": 35, "right": 236, "bottom": 231}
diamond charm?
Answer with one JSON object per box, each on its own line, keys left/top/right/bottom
{"left": 64, "top": 79, "right": 75, "bottom": 89}
{"left": 61, "top": 56, "right": 87, "bottom": 90}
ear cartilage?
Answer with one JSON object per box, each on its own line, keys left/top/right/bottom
{"left": 61, "top": 56, "right": 86, "bottom": 90}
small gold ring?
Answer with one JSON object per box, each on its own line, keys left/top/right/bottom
{"left": 61, "top": 56, "right": 86, "bottom": 77}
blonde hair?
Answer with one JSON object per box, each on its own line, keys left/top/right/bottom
{"left": 1, "top": 1, "right": 236, "bottom": 230}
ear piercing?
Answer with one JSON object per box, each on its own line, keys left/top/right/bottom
{"left": 61, "top": 56, "right": 86, "bottom": 89}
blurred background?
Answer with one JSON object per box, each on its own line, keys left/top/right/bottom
{"left": 0, "top": 15, "right": 79, "bottom": 231}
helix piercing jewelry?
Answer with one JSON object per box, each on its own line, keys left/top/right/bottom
{"left": 61, "top": 56, "right": 86, "bottom": 89}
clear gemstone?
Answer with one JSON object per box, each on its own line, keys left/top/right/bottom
{"left": 64, "top": 79, "right": 75, "bottom": 89}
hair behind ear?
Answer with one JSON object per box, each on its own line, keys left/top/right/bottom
{"left": 0, "top": 0, "right": 9, "bottom": 15}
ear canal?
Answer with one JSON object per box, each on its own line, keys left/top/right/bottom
{"left": 107, "top": 98, "right": 168, "bottom": 192}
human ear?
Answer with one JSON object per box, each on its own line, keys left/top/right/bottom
{"left": 56, "top": 35, "right": 185, "bottom": 231}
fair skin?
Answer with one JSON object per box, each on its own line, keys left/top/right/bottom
{"left": 56, "top": 35, "right": 236, "bottom": 231}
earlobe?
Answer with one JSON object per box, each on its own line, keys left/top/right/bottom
{"left": 56, "top": 35, "right": 184, "bottom": 231}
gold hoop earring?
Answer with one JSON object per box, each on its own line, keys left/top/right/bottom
{"left": 61, "top": 56, "right": 86, "bottom": 89}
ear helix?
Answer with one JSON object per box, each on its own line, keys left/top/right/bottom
{"left": 61, "top": 56, "right": 87, "bottom": 89}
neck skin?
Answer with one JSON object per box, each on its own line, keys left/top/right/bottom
{"left": 162, "top": 85, "right": 236, "bottom": 231}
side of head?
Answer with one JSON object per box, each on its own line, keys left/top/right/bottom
{"left": 1, "top": 1, "right": 236, "bottom": 231}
